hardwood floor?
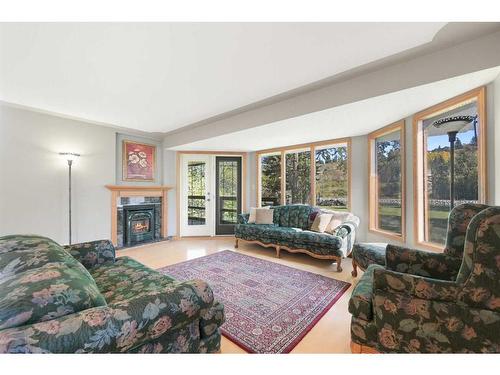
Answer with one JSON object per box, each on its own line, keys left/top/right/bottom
{"left": 118, "top": 237, "right": 358, "bottom": 353}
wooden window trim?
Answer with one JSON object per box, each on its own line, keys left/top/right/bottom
{"left": 368, "top": 120, "right": 406, "bottom": 242}
{"left": 256, "top": 138, "right": 352, "bottom": 210}
{"left": 413, "top": 86, "right": 487, "bottom": 251}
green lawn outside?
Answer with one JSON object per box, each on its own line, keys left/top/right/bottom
{"left": 379, "top": 205, "right": 449, "bottom": 219}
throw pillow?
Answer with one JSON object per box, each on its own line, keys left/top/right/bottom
{"left": 325, "top": 211, "right": 351, "bottom": 234}
{"left": 248, "top": 206, "right": 270, "bottom": 223}
{"left": 310, "top": 213, "right": 334, "bottom": 233}
{"left": 255, "top": 208, "right": 274, "bottom": 224}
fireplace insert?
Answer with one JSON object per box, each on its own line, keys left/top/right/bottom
{"left": 123, "top": 204, "right": 155, "bottom": 246}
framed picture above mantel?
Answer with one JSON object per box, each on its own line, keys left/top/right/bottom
{"left": 122, "top": 140, "right": 156, "bottom": 181}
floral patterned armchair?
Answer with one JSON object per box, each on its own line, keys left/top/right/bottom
{"left": 349, "top": 204, "right": 500, "bottom": 353}
{"left": 0, "top": 235, "right": 224, "bottom": 353}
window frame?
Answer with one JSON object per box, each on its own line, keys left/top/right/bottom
{"left": 256, "top": 138, "right": 352, "bottom": 210}
{"left": 368, "top": 120, "right": 406, "bottom": 242}
{"left": 413, "top": 86, "right": 487, "bottom": 251}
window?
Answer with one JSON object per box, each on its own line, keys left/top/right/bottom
{"left": 257, "top": 139, "right": 351, "bottom": 209}
{"left": 258, "top": 152, "right": 282, "bottom": 206}
{"left": 414, "top": 87, "right": 486, "bottom": 249}
{"left": 368, "top": 121, "right": 405, "bottom": 240}
{"left": 315, "top": 144, "right": 349, "bottom": 210}
{"left": 285, "top": 149, "right": 311, "bottom": 204}
{"left": 187, "top": 161, "right": 206, "bottom": 225}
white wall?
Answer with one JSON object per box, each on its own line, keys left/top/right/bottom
{"left": 494, "top": 73, "right": 500, "bottom": 204}
{"left": 0, "top": 104, "right": 116, "bottom": 244}
{"left": 162, "top": 149, "right": 177, "bottom": 236}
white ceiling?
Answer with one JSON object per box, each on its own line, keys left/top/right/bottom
{"left": 0, "top": 23, "right": 446, "bottom": 133}
{"left": 172, "top": 66, "right": 500, "bottom": 151}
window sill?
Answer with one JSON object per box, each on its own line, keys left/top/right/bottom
{"left": 368, "top": 228, "right": 405, "bottom": 243}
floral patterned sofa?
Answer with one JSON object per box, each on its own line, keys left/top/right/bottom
{"left": 235, "top": 204, "right": 360, "bottom": 272}
{"left": 0, "top": 235, "right": 224, "bottom": 353}
{"left": 349, "top": 204, "right": 500, "bottom": 353}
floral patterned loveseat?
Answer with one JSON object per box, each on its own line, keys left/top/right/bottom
{"left": 235, "top": 205, "right": 360, "bottom": 272}
{"left": 349, "top": 205, "right": 500, "bottom": 353}
{"left": 0, "top": 235, "right": 224, "bottom": 353}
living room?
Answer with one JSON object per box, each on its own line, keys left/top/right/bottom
{"left": 1, "top": 1, "right": 499, "bottom": 372}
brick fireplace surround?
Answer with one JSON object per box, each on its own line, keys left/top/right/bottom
{"left": 105, "top": 185, "right": 173, "bottom": 246}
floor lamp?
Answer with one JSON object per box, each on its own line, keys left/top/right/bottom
{"left": 59, "top": 152, "right": 80, "bottom": 245}
{"left": 432, "top": 115, "right": 476, "bottom": 209}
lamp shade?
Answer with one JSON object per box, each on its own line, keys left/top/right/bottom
{"left": 432, "top": 115, "right": 476, "bottom": 133}
{"left": 59, "top": 152, "right": 81, "bottom": 161}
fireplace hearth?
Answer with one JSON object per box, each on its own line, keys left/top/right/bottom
{"left": 123, "top": 204, "right": 156, "bottom": 247}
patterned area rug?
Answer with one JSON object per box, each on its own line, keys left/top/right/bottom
{"left": 158, "top": 250, "right": 351, "bottom": 353}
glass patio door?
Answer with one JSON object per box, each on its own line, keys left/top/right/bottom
{"left": 215, "top": 156, "right": 242, "bottom": 235}
{"left": 180, "top": 154, "right": 213, "bottom": 236}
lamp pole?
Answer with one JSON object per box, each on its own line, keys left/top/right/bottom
{"left": 68, "top": 158, "right": 73, "bottom": 245}
{"left": 59, "top": 152, "right": 80, "bottom": 245}
{"left": 447, "top": 131, "right": 458, "bottom": 209}
{"left": 432, "top": 115, "right": 475, "bottom": 211}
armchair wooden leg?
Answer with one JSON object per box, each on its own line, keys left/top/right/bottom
{"left": 350, "top": 341, "right": 379, "bottom": 354}
{"left": 350, "top": 342, "right": 362, "bottom": 353}
{"left": 351, "top": 259, "right": 358, "bottom": 277}
{"left": 235, "top": 238, "right": 239, "bottom": 249}
{"left": 276, "top": 246, "right": 281, "bottom": 258}
{"left": 336, "top": 257, "right": 342, "bottom": 272}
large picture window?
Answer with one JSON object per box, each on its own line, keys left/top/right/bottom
{"left": 258, "top": 152, "right": 282, "bottom": 206}
{"left": 285, "top": 149, "right": 311, "bottom": 205}
{"left": 257, "top": 139, "right": 351, "bottom": 209}
{"left": 315, "top": 144, "right": 349, "bottom": 210}
{"left": 368, "top": 121, "right": 405, "bottom": 240}
{"left": 414, "top": 87, "right": 487, "bottom": 249}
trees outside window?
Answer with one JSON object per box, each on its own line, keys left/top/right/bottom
{"left": 259, "top": 153, "right": 281, "bottom": 206}
{"left": 285, "top": 149, "right": 311, "bottom": 204}
{"left": 315, "top": 145, "right": 348, "bottom": 210}
{"left": 257, "top": 139, "right": 351, "bottom": 209}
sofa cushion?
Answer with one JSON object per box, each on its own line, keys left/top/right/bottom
{"left": 348, "top": 264, "right": 385, "bottom": 321}
{"left": 247, "top": 206, "right": 269, "bottom": 223}
{"left": 310, "top": 213, "right": 333, "bottom": 233}
{"left": 0, "top": 235, "right": 107, "bottom": 330}
{"left": 272, "top": 205, "right": 319, "bottom": 229}
{"left": 255, "top": 208, "right": 274, "bottom": 224}
{"left": 0, "top": 262, "right": 107, "bottom": 330}
{"left": 292, "top": 230, "right": 342, "bottom": 248}
{"left": 0, "top": 235, "right": 87, "bottom": 277}
{"left": 90, "top": 256, "right": 176, "bottom": 304}
{"left": 352, "top": 243, "right": 387, "bottom": 271}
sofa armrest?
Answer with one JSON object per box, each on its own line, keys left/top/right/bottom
{"left": 336, "top": 221, "right": 357, "bottom": 255}
{"left": 385, "top": 244, "right": 461, "bottom": 280}
{"left": 199, "top": 301, "right": 225, "bottom": 338}
{"left": 238, "top": 213, "right": 250, "bottom": 224}
{"left": 63, "top": 239, "right": 116, "bottom": 269}
{"left": 0, "top": 279, "right": 218, "bottom": 353}
{"left": 372, "top": 267, "right": 459, "bottom": 302}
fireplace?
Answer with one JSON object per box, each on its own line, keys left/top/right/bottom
{"left": 123, "top": 204, "right": 156, "bottom": 246}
